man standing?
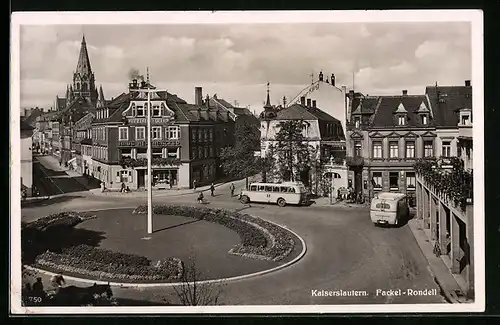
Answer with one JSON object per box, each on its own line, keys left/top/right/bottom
{"left": 210, "top": 183, "right": 215, "bottom": 197}
{"left": 193, "top": 180, "right": 197, "bottom": 191}
{"left": 230, "top": 183, "right": 235, "bottom": 197}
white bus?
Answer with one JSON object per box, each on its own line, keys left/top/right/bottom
{"left": 370, "top": 192, "right": 410, "bottom": 226}
{"left": 239, "top": 181, "right": 309, "bottom": 207}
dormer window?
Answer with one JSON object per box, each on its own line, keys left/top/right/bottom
{"left": 354, "top": 117, "right": 360, "bottom": 128}
{"left": 461, "top": 115, "right": 470, "bottom": 125}
{"left": 459, "top": 108, "right": 472, "bottom": 126}
{"left": 136, "top": 105, "right": 144, "bottom": 117}
{"left": 422, "top": 115, "right": 428, "bottom": 125}
{"left": 153, "top": 104, "right": 160, "bottom": 117}
{"left": 398, "top": 116, "right": 406, "bottom": 126}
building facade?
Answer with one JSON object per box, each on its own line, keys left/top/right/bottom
{"left": 20, "top": 120, "right": 34, "bottom": 196}
{"left": 260, "top": 85, "right": 348, "bottom": 195}
{"left": 90, "top": 79, "right": 235, "bottom": 190}
{"left": 345, "top": 81, "right": 472, "bottom": 206}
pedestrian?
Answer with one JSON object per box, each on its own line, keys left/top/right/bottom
{"left": 210, "top": 183, "right": 215, "bottom": 197}
{"left": 100, "top": 181, "right": 106, "bottom": 193}
{"left": 32, "top": 277, "right": 45, "bottom": 297}
{"left": 50, "top": 272, "right": 66, "bottom": 289}
{"left": 193, "top": 180, "right": 197, "bottom": 191}
{"left": 120, "top": 182, "right": 126, "bottom": 193}
{"left": 230, "top": 183, "right": 235, "bottom": 197}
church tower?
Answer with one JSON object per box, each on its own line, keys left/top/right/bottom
{"left": 71, "top": 35, "right": 98, "bottom": 105}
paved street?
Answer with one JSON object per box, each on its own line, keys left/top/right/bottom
{"left": 21, "top": 186, "right": 446, "bottom": 305}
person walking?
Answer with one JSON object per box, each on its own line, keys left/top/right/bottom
{"left": 230, "top": 183, "right": 235, "bottom": 197}
{"left": 193, "top": 180, "right": 197, "bottom": 191}
{"left": 210, "top": 183, "right": 215, "bottom": 197}
{"left": 120, "top": 182, "right": 126, "bottom": 193}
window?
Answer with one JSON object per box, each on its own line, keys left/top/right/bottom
{"left": 405, "top": 141, "right": 415, "bottom": 158}
{"left": 389, "top": 172, "right": 399, "bottom": 189}
{"left": 273, "top": 186, "right": 280, "bottom": 192}
{"left": 258, "top": 185, "right": 265, "bottom": 192}
{"left": 153, "top": 105, "right": 160, "bottom": 117}
{"left": 118, "top": 170, "right": 132, "bottom": 183}
{"left": 461, "top": 115, "right": 470, "bottom": 125}
{"left": 192, "top": 148, "right": 197, "bottom": 160}
{"left": 135, "top": 127, "right": 145, "bottom": 140}
{"left": 209, "top": 129, "right": 213, "bottom": 141}
{"left": 372, "top": 141, "right": 382, "bottom": 158}
{"left": 192, "top": 129, "right": 197, "bottom": 142}
{"left": 131, "top": 103, "right": 136, "bottom": 116}
{"left": 198, "top": 147, "right": 203, "bottom": 159}
{"left": 121, "top": 148, "right": 132, "bottom": 158}
{"left": 442, "top": 141, "right": 451, "bottom": 157}
{"left": 151, "top": 126, "right": 162, "bottom": 140}
{"left": 288, "top": 187, "right": 296, "bottom": 193}
{"left": 204, "top": 146, "right": 208, "bottom": 158}
{"left": 354, "top": 117, "right": 360, "bottom": 129}
{"left": 406, "top": 172, "right": 416, "bottom": 189}
{"left": 422, "top": 115, "right": 428, "bottom": 125}
{"left": 207, "top": 145, "right": 212, "bottom": 158}
{"left": 198, "top": 129, "right": 203, "bottom": 141}
{"left": 280, "top": 186, "right": 288, "bottom": 193}
{"left": 398, "top": 116, "right": 406, "bottom": 126}
{"left": 372, "top": 172, "right": 382, "bottom": 189}
{"left": 389, "top": 141, "right": 399, "bottom": 158}
{"left": 136, "top": 105, "right": 144, "bottom": 117}
{"left": 354, "top": 141, "right": 362, "bottom": 157}
{"left": 119, "top": 127, "right": 128, "bottom": 141}
{"left": 250, "top": 185, "right": 257, "bottom": 191}
{"left": 424, "top": 141, "right": 433, "bottom": 157}
{"left": 167, "top": 148, "right": 178, "bottom": 158}
{"left": 168, "top": 126, "right": 179, "bottom": 139}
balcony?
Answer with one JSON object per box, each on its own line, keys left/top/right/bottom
{"left": 126, "top": 116, "right": 175, "bottom": 125}
{"left": 458, "top": 125, "right": 472, "bottom": 139}
{"left": 118, "top": 139, "right": 180, "bottom": 148}
{"left": 368, "top": 157, "right": 418, "bottom": 166}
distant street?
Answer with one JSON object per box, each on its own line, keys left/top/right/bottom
{"left": 32, "top": 155, "right": 97, "bottom": 196}
{"left": 21, "top": 185, "right": 446, "bottom": 305}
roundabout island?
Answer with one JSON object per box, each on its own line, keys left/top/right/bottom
{"left": 22, "top": 205, "right": 306, "bottom": 287}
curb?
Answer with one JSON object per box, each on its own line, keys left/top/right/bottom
{"left": 24, "top": 211, "right": 307, "bottom": 288}
{"left": 407, "top": 219, "right": 458, "bottom": 304}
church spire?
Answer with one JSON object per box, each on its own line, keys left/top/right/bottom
{"left": 98, "top": 84, "right": 105, "bottom": 101}
{"left": 264, "top": 82, "right": 272, "bottom": 109}
{"left": 76, "top": 34, "right": 92, "bottom": 75}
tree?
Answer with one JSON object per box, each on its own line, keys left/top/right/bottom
{"left": 274, "top": 120, "right": 316, "bottom": 185}
{"left": 220, "top": 121, "right": 262, "bottom": 189}
{"left": 173, "top": 258, "right": 225, "bottom": 306}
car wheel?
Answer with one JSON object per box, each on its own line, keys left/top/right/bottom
{"left": 240, "top": 195, "right": 250, "bottom": 204}
{"left": 277, "top": 198, "right": 286, "bottom": 207}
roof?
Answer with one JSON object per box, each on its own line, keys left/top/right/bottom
{"left": 38, "top": 111, "right": 59, "bottom": 121}
{"left": 275, "top": 103, "right": 341, "bottom": 123}
{"left": 370, "top": 95, "right": 432, "bottom": 128}
{"left": 376, "top": 192, "right": 407, "bottom": 200}
{"left": 351, "top": 97, "right": 378, "bottom": 115}
{"left": 94, "top": 90, "right": 232, "bottom": 124}
{"left": 58, "top": 96, "right": 96, "bottom": 122}
{"left": 22, "top": 109, "right": 44, "bottom": 126}
{"left": 76, "top": 35, "right": 92, "bottom": 75}
{"left": 425, "top": 85, "right": 472, "bottom": 128}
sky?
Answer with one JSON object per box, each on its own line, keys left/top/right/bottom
{"left": 19, "top": 22, "right": 471, "bottom": 113}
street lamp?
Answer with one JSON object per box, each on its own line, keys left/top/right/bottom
{"left": 129, "top": 81, "right": 161, "bottom": 235}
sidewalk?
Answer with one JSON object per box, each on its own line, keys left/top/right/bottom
{"left": 407, "top": 218, "right": 470, "bottom": 303}
{"left": 87, "top": 178, "right": 247, "bottom": 198}
{"left": 312, "top": 197, "right": 369, "bottom": 208}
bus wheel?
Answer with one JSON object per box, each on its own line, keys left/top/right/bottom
{"left": 240, "top": 195, "right": 250, "bottom": 204}
{"left": 277, "top": 198, "right": 286, "bottom": 207}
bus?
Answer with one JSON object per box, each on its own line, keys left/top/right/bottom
{"left": 239, "top": 181, "right": 309, "bottom": 207}
{"left": 370, "top": 192, "right": 410, "bottom": 226}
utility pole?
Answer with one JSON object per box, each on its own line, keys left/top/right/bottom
{"left": 129, "top": 74, "right": 160, "bottom": 235}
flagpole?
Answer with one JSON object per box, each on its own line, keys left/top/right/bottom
{"left": 147, "top": 88, "right": 152, "bottom": 234}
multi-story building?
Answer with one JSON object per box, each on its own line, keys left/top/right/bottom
{"left": 414, "top": 81, "right": 474, "bottom": 299}
{"left": 260, "top": 85, "right": 347, "bottom": 194}
{"left": 20, "top": 120, "right": 33, "bottom": 196}
{"left": 71, "top": 112, "right": 94, "bottom": 174}
{"left": 345, "top": 81, "right": 472, "bottom": 206}
{"left": 90, "top": 79, "right": 235, "bottom": 190}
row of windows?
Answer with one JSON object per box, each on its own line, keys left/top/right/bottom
{"left": 191, "top": 145, "right": 213, "bottom": 160}
{"left": 353, "top": 114, "right": 429, "bottom": 128}
{"left": 192, "top": 128, "right": 214, "bottom": 142}
{"left": 92, "top": 127, "right": 106, "bottom": 141}
{"left": 371, "top": 172, "right": 416, "bottom": 190}
{"left": 120, "top": 147, "right": 179, "bottom": 159}
{"left": 130, "top": 102, "right": 167, "bottom": 117}
{"left": 119, "top": 126, "right": 180, "bottom": 141}
{"left": 354, "top": 140, "right": 452, "bottom": 159}
{"left": 249, "top": 185, "right": 297, "bottom": 193}
{"left": 93, "top": 146, "right": 108, "bottom": 160}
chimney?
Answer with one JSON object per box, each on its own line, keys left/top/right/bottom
{"left": 195, "top": 87, "right": 203, "bottom": 106}
{"left": 465, "top": 80, "right": 471, "bottom": 87}
{"left": 307, "top": 98, "right": 312, "bottom": 107}
{"left": 312, "top": 100, "right": 317, "bottom": 108}
{"left": 331, "top": 74, "right": 336, "bottom": 86}
{"left": 402, "top": 90, "right": 408, "bottom": 96}
{"left": 349, "top": 90, "right": 354, "bottom": 98}
{"left": 300, "top": 96, "right": 306, "bottom": 105}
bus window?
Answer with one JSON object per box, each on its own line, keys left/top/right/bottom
{"left": 273, "top": 186, "right": 280, "bottom": 192}
{"left": 258, "top": 185, "right": 265, "bottom": 191}
{"left": 288, "top": 187, "right": 296, "bottom": 193}
{"left": 250, "top": 185, "right": 257, "bottom": 191}
{"left": 265, "top": 186, "right": 273, "bottom": 192}
{"left": 280, "top": 186, "right": 288, "bottom": 193}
